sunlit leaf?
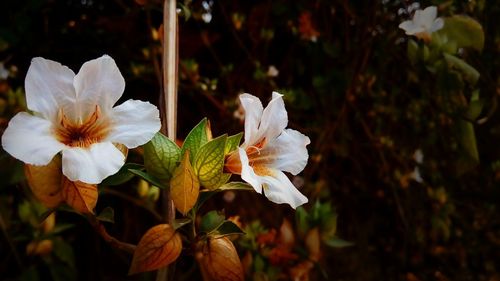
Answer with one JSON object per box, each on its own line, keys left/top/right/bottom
{"left": 193, "top": 135, "right": 227, "bottom": 190}
{"left": 129, "top": 224, "right": 182, "bottom": 275}
{"left": 443, "top": 53, "right": 480, "bottom": 85}
{"left": 96, "top": 207, "right": 115, "bottom": 223}
{"left": 218, "top": 181, "right": 253, "bottom": 191}
{"left": 196, "top": 237, "right": 244, "bottom": 281}
{"left": 101, "top": 163, "right": 143, "bottom": 186}
{"left": 25, "top": 156, "right": 63, "bottom": 208}
{"left": 438, "top": 15, "right": 485, "bottom": 52}
{"left": 225, "top": 132, "right": 243, "bottom": 155}
{"left": 144, "top": 132, "right": 181, "bottom": 182}
{"left": 457, "top": 119, "right": 480, "bottom": 168}
{"left": 170, "top": 151, "right": 200, "bottom": 215}
{"left": 464, "top": 90, "right": 484, "bottom": 121}
{"left": 181, "top": 118, "right": 212, "bottom": 162}
{"left": 61, "top": 177, "right": 97, "bottom": 214}
{"left": 129, "top": 169, "right": 168, "bottom": 189}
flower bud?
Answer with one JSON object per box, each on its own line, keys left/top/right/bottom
{"left": 196, "top": 237, "right": 244, "bottom": 281}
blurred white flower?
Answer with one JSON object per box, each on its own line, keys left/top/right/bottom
{"left": 225, "top": 92, "right": 309, "bottom": 209}
{"left": 0, "top": 62, "right": 9, "bottom": 80}
{"left": 411, "top": 167, "right": 423, "bottom": 183}
{"left": 267, "top": 65, "right": 279, "bottom": 77}
{"left": 413, "top": 148, "right": 424, "bottom": 164}
{"left": 399, "top": 6, "right": 444, "bottom": 42}
{"left": 1, "top": 55, "right": 161, "bottom": 184}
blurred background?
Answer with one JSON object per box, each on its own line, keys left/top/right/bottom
{"left": 0, "top": 0, "right": 499, "bottom": 280}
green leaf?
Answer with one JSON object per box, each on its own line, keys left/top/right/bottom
{"left": 52, "top": 238, "right": 76, "bottom": 268}
{"left": 218, "top": 181, "right": 254, "bottom": 191}
{"left": 181, "top": 118, "right": 212, "bottom": 162}
{"left": 144, "top": 132, "right": 181, "bottom": 182}
{"left": 464, "top": 90, "right": 484, "bottom": 121}
{"left": 457, "top": 119, "right": 479, "bottom": 164}
{"left": 323, "top": 236, "right": 354, "bottom": 248}
{"left": 199, "top": 210, "right": 225, "bottom": 233}
{"left": 51, "top": 223, "right": 75, "bottom": 235}
{"left": 101, "top": 163, "right": 144, "bottom": 186}
{"left": 96, "top": 207, "right": 115, "bottom": 223}
{"left": 193, "top": 135, "right": 227, "bottom": 190}
{"left": 129, "top": 169, "right": 168, "bottom": 189}
{"left": 437, "top": 15, "right": 485, "bottom": 52}
{"left": 225, "top": 132, "right": 243, "bottom": 155}
{"left": 443, "top": 53, "right": 480, "bottom": 85}
{"left": 173, "top": 218, "right": 192, "bottom": 230}
{"left": 296, "top": 206, "right": 310, "bottom": 237}
{"left": 213, "top": 221, "right": 245, "bottom": 237}
{"left": 407, "top": 39, "right": 418, "bottom": 64}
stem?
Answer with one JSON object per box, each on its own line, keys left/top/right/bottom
{"left": 157, "top": 0, "right": 178, "bottom": 280}
{"left": 90, "top": 218, "right": 136, "bottom": 254}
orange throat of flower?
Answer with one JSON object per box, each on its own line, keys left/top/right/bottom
{"left": 54, "top": 105, "right": 110, "bottom": 148}
{"left": 224, "top": 138, "right": 271, "bottom": 176}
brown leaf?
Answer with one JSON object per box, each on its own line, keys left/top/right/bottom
{"left": 170, "top": 151, "right": 200, "bottom": 214}
{"left": 279, "top": 219, "right": 295, "bottom": 247}
{"left": 129, "top": 224, "right": 182, "bottom": 275}
{"left": 305, "top": 227, "right": 321, "bottom": 262}
{"left": 25, "top": 156, "right": 63, "bottom": 208}
{"left": 62, "top": 177, "right": 98, "bottom": 214}
{"left": 196, "top": 237, "right": 244, "bottom": 281}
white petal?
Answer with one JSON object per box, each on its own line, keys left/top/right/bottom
{"left": 431, "top": 18, "right": 444, "bottom": 32}
{"left": 259, "top": 92, "right": 288, "bottom": 141}
{"left": 239, "top": 93, "right": 263, "bottom": 146}
{"left": 239, "top": 147, "right": 263, "bottom": 193}
{"left": 266, "top": 129, "right": 310, "bottom": 175}
{"left": 421, "top": 6, "right": 437, "bottom": 25}
{"left": 399, "top": 21, "right": 417, "bottom": 34}
{"left": 260, "top": 170, "right": 308, "bottom": 209}
{"left": 73, "top": 55, "right": 125, "bottom": 118}
{"left": 106, "top": 100, "right": 161, "bottom": 148}
{"left": 1, "top": 112, "right": 65, "bottom": 165}
{"left": 25, "top": 57, "right": 76, "bottom": 120}
{"left": 61, "top": 142, "right": 125, "bottom": 184}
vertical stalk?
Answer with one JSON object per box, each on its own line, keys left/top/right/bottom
{"left": 157, "top": 0, "right": 178, "bottom": 280}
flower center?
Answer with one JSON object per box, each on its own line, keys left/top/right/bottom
{"left": 224, "top": 138, "right": 269, "bottom": 175}
{"left": 54, "top": 105, "right": 110, "bottom": 148}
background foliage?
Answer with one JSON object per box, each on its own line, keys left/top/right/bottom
{"left": 0, "top": 0, "right": 499, "bottom": 280}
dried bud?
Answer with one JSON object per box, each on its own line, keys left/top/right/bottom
{"left": 196, "top": 237, "right": 244, "bottom": 281}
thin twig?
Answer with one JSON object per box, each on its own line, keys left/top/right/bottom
{"left": 91, "top": 218, "right": 136, "bottom": 254}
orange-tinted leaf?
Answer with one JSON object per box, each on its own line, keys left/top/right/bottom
{"left": 196, "top": 237, "right": 244, "bottom": 281}
{"left": 25, "top": 157, "right": 63, "bottom": 208}
{"left": 61, "top": 177, "right": 98, "bottom": 214}
{"left": 305, "top": 227, "right": 321, "bottom": 262}
{"left": 129, "top": 224, "right": 182, "bottom": 275}
{"left": 170, "top": 151, "right": 200, "bottom": 214}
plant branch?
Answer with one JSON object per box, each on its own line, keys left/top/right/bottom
{"left": 90, "top": 218, "right": 136, "bottom": 254}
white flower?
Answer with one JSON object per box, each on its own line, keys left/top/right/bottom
{"left": 225, "top": 92, "right": 309, "bottom": 209}
{"left": 266, "top": 65, "right": 279, "bottom": 78}
{"left": 399, "top": 6, "right": 444, "bottom": 41}
{"left": 1, "top": 55, "right": 161, "bottom": 184}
